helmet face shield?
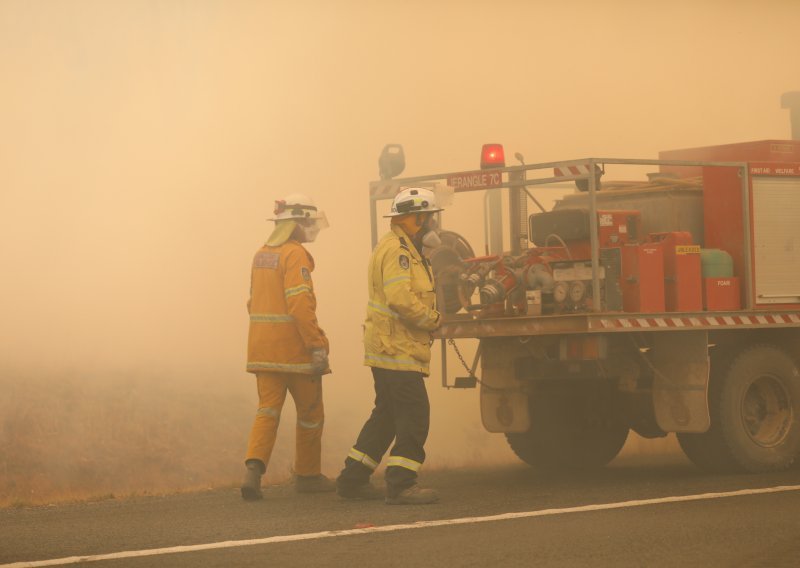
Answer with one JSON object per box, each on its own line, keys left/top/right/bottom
{"left": 313, "top": 210, "right": 329, "bottom": 229}
{"left": 295, "top": 212, "right": 328, "bottom": 243}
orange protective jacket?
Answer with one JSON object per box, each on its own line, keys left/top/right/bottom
{"left": 246, "top": 240, "right": 329, "bottom": 374}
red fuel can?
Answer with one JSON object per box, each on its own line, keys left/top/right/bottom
{"left": 621, "top": 243, "right": 665, "bottom": 313}
{"left": 703, "top": 277, "right": 741, "bottom": 311}
{"left": 649, "top": 232, "right": 703, "bottom": 312}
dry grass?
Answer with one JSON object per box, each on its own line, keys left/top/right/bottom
{"left": 0, "top": 369, "right": 687, "bottom": 508}
{"left": 0, "top": 371, "right": 255, "bottom": 507}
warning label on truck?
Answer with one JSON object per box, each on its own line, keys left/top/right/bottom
{"left": 750, "top": 162, "right": 800, "bottom": 176}
{"left": 675, "top": 245, "right": 701, "bottom": 255}
{"left": 446, "top": 170, "right": 503, "bottom": 191}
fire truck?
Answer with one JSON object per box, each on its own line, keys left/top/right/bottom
{"left": 368, "top": 95, "right": 800, "bottom": 474}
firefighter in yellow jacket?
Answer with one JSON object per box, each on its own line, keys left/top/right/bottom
{"left": 336, "top": 187, "right": 443, "bottom": 505}
{"left": 241, "top": 193, "right": 335, "bottom": 500}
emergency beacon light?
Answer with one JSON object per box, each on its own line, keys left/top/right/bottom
{"left": 480, "top": 144, "right": 505, "bottom": 169}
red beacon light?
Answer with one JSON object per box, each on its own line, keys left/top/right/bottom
{"left": 480, "top": 143, "right": 505, "bottom": 169}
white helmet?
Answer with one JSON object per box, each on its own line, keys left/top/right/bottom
{"left": 384, "top": 187, "right": 444, "bottom": 217}
{"left": 271, "top": 193, "right": 326, "bottom": 222}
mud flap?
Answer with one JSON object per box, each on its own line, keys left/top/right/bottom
{"left": 479, "top": 339, "right": 530, "bottom": 433}
{"left": 650, "top": 330, "right": 710, "bottom": 433}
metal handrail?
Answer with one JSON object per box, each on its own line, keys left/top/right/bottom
{"left": 369, "top": 156, "right": 750, "bottom": 309}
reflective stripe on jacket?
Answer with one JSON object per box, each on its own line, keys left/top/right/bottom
{"left": 363, "top": 224, "right": 440, "bottom": 375}
{"left": 247, "top": 240, "right": 329, "bottom": 374}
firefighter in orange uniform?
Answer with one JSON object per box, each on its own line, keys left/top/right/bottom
{"left": 241, "top": 194, "right": 335, "bottom": 500}
{"left": 336, "top": 187, "right": 443, "bottom": 505}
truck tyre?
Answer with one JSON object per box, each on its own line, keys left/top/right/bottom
{"left": 718, "top": 344, "right": 800, "bottom": 471}
{"left": 679, "top": 344, "right": 800, "bottom": 473}
{"left": 505, "top": 389, "right": 629, "bottom": 471}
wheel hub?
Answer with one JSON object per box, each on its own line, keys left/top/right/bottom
{"left": 741, "top": 375, "right": 792, "bottom": 448}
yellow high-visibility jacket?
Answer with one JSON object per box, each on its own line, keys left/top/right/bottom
{"left": 364, "top": 224, "right": 441, "bottom": 375}
{"left": 247, "top": 240, "right": 329, "bottom": 374}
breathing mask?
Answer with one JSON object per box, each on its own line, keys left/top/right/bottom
{"left": 420, "top": 216, "right": 442, "bottom": 249}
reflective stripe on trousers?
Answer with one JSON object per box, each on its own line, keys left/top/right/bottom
{"left": 298, "top": 418, "right": 323, "bottom": 429}
{"left": 256, "top": 406, "right": 281, "bottom": 419}
{"left": 386, "top": 455, "right": 423, "bottom": 472}
{"left": 348, "top": 447, "right": 379, "bottom": 470}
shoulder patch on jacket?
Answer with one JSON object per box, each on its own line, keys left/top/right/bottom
{"left": 301, "top": 267, "right": 311, "bottom": 281}
{"left": 254, "top": 252, "right": 280, "bottom": 269}
{"left": 398, "top": 254, "right": 410, "bottom": 270}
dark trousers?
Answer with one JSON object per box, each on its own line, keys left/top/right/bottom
{"left": 337, "top": 367, "right": 430, "bottom": 497}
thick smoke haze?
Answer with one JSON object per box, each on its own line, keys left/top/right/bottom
{"left": 1, "top": 0, "right": 798, "bottom": 503}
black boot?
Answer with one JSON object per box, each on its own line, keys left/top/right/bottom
{"left": 241, "top": 460, "right": 264, "bottom": 501}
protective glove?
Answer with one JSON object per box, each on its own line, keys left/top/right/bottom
{"left": 430, "top": 310, "right": 442, "bottom": 330}
{"left": 310, "top": 347, "right": 329, "bottom": 374}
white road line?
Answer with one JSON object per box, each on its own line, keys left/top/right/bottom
{"left": 5, "top": 484, "right": 800, "bottom": 567}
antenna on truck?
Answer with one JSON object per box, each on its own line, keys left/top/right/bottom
{"left": 781, "top": 91, "right": 800, "bottom": 140}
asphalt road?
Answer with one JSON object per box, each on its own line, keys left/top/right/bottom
{"left": 3, "top": 454, "right": 800, "bottom": 567}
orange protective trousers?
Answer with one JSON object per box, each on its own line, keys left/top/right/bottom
{"left": 245, "top": 371, "right": 324, "bottom": 477}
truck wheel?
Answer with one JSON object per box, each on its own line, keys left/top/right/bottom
{"left": 505, "top": 389, "right": 629, "bottom": 471}
{"left": 719, "top": 345, "right": 800, "bottom": 472}
{"left": 679, "top": 344, "right": 800, "bottom": 473}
